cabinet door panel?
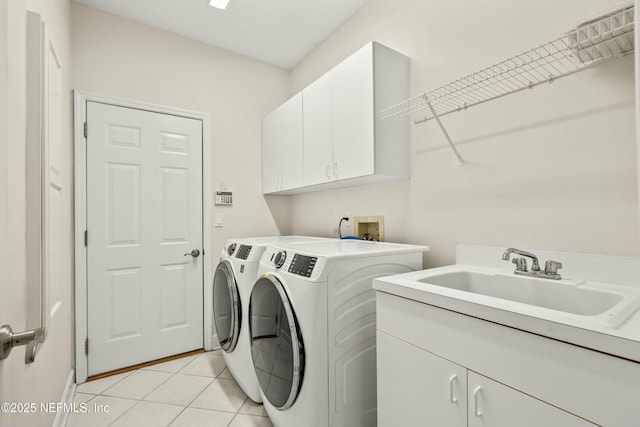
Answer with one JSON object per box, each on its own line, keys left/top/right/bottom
{"left": 262, "top": 107, "right": 281, "bottom": 194}
{"left": 303, "top": 72, "right": 333, "bottom": 186}
{"left": 278, "top": 93, "right": 304, "bottom": 191}
{"left": 377, "top": 332, "right": 466, "bottom": 427}
{"left": 332, "top": 44, "right": 374, "bottom": 181}
{"left": 468, "top": 372, "right": 596, "bottom": 427}
{"left": 262, "top": 93, "right": 303, "bottom": 193}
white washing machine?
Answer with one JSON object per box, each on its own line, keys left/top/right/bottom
{"left": 212, "top": 236, "right": 333, "bottom": 402}
{"left": 249, "top": 239, "right": 429, "bottom": 427}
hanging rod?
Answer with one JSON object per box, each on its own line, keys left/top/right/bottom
{"left": 380, "top": 5, "right": 635, "bottom": 125}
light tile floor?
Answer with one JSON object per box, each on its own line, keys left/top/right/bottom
{"left": 67, "top": 351, "right": 273, "bottom": 427}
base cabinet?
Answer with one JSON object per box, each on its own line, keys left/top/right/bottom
{"left": 377, "top": 331, "right": 597, "bottom": 427}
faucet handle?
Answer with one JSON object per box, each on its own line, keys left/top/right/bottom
{"left": 545, "top": 260, "right": 563, "bottom": 275}
{"left": 512, "top": 257, "right": 528, "bottom": 272}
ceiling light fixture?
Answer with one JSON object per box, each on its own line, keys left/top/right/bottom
{"left": 209, "top": 0, "right": 230, "bottom": 10}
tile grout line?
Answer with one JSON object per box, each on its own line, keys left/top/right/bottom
{"left": 78, "top": 369, "right": 135, "bottom": 396}
{"left": 105, "top": 368, "right": 181, "bottom": 427}
{"left": 103, "top": 354, "right": 207, "bottom": 426}
{"left": 107, "top": 353, "right": 227, "bottom": 426}
{"left": 70, "top": 351, "right": 271, "bottom": 427}
{"left": 101, "top": 353, "right": 200, "bottom": 401}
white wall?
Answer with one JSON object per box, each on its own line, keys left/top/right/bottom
{"left": 289, "top": 0, "right": 639, "bottom": 267}
{"left": 71, "top": 3, "right": 292, "bottom": 260}
{"left": 0, "top": 0, "right": 74, "bottom": 426}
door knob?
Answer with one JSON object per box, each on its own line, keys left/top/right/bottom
{"left": 184, "top": 249, "right": 201, "bottom": 258}
{"left": 0, "top": 324, "right": 43, "bottom": 363}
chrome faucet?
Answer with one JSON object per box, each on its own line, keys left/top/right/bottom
{"left": 502, "top": 248, "right": 540, "bottom": 272}
{"left": 502, "top": 247, "right": 563, "bottom": 280}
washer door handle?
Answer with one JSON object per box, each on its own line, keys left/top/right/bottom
{"left": 184, "top": 249, "right": 201, "bottom": 258}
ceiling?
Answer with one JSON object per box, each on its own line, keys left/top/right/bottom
{"left": 72, "top": 0, "right": 369, "bottom": 69}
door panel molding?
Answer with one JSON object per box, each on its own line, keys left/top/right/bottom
{"left": 74, "top": 91, "right": 213, "bottom": 383}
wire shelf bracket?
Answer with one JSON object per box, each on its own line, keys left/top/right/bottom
{"left": 380, "top": 5, "right": 635, "bottom": 165}
{"left": 426, "top": 99, "right": 464, "bottom": 165}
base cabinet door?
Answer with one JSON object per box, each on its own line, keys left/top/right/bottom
{"left": 377, "top": 332, "right": 467, "bottom": 427}
{"left": 467, "top": 372, "right": 596, "bottom": 427}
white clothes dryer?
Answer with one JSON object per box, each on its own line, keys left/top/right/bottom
{"left": 249, "top": 240, "right": 429, "bottom": 427}
{"left": 212, "top": 236, "right": 333, "bottom": 402}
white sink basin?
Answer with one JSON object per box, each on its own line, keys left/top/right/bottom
{"left": 419, "top": 271, "right": 621, "bottom": 316}
{"left": 412, "top": 268, "right": 640, "bottom": 328}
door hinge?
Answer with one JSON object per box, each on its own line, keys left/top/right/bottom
{"left": 84, "top": 230, "right": 88, "bottom": 247}
{"left": 84, "top": 338, "right": 89, "bottom": 355}
{"left": 84, "top": 122, "right": 88, "bottom": 139}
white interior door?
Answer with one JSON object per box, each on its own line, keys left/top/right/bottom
{"left": 86, "top": 101, "right": 203, "bottom": 376}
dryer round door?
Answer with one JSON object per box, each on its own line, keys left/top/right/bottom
{"left": 249, "top": 274, "right": 304, "bottom": 410}
{"left": 213, "top": 260, "right": 241, "bottom": 353}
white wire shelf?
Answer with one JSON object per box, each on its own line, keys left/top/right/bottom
{"left": 379, "top": 5, "right": 635, "bottom": 125}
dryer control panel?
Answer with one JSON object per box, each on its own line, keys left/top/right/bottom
{"left": 235, "top": 245, "right": 252, "bottom": 260}
{"left": 288, "top": 254, "right": 318, "bottom": 278}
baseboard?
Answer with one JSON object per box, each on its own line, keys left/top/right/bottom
{"left": 52, "top": 369, "right": 75, "bottom": 427}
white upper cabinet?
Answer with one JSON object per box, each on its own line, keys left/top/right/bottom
{"left": 302, "top": 45, "right": 375, "bottom": 185}
{"left": 262, "top": 92, "right": 304, "bottom": 193}
{"left": 263, "top": 41, "right": 409, "bottom": 195}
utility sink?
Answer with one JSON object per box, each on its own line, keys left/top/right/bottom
{"left": 373, "top": 246, "right": 640, "bottom": 363}
{"left": 413, "top": 267, "right": 640, "bottom": 328}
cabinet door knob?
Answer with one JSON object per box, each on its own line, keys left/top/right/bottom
{"left": 333, "top": 162, "right": 338, "bottom": 179}
{"left": 448, "top": 374, "right": 458, "bottom": 403}
{"left": 473, "top": 386, "right": 483, "bottom": 417}
{"left": 326, "top": 165, "right": 331, "bottom": 180}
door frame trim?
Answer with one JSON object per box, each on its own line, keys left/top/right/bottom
{"left": 73, "top": 91, "right": 214, "bottom": 383}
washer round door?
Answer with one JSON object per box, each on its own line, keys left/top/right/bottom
{"left": 213, "top": 260, "right": 241, "bottom": 353}
{"left": 250, "top": 275, "right": 304, "bottom": 410}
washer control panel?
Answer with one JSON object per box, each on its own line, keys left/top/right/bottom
{"left": 288, "top": 254, "right": 318, "bottom": 278}
{"left": 235, "top": 245, "right": 252, "bottom": 260}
